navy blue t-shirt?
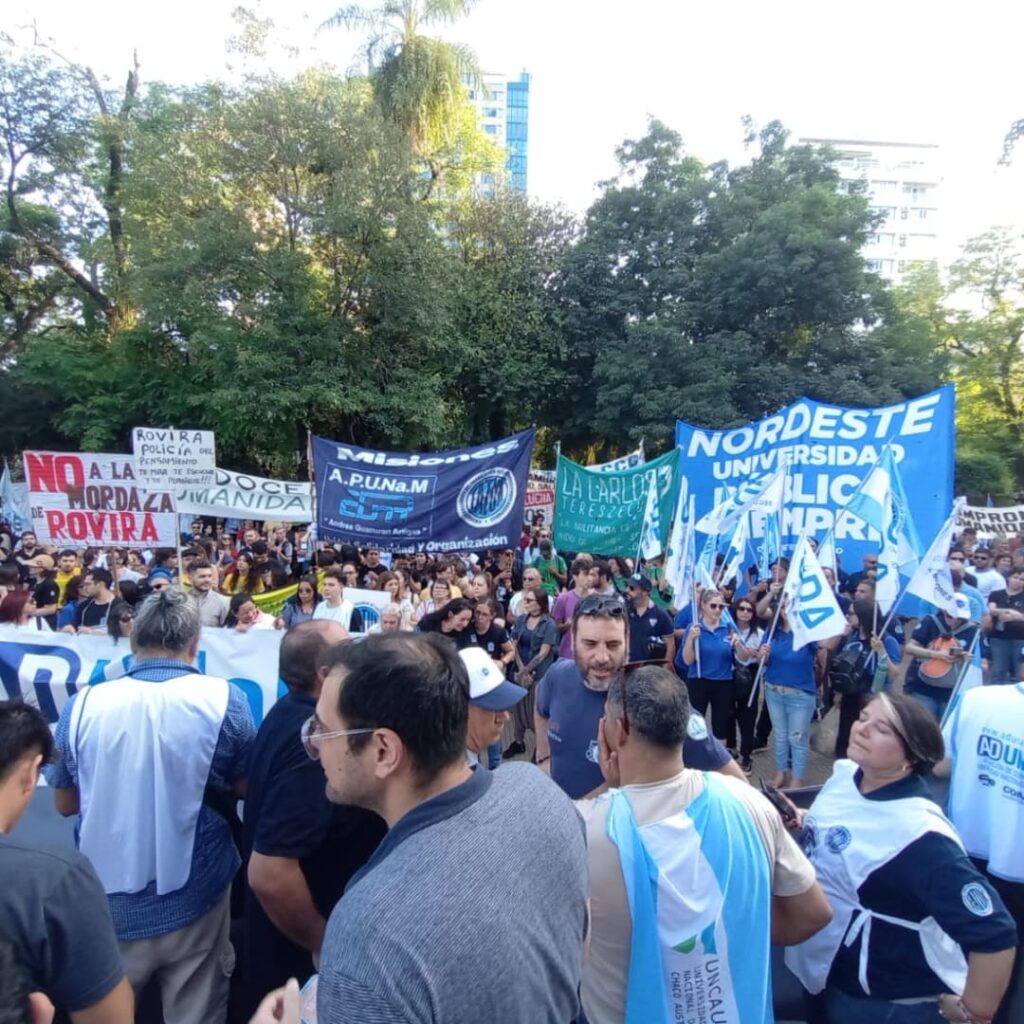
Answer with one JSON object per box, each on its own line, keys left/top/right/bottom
{"left": 763, "top": 627, "right": 817, "bottom": 694}
{"left": 905, "top": 615, "right": 979, "bottom": 703}
{"left": 627, "top": 602, "right": 675, "bottom": 663}
{"left": 242, "top": 691, "right": 386, "bottom": 994}
{"left": 828, "top": 771, "right": 1018, "bottom": 999}
{"left": 536, "top": 660, "right": 731, "bottom": 799}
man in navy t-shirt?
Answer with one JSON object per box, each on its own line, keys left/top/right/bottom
{"left": 241, "top": 620, "right": 385, "bottom": 1014}
{"left": 535, "top": 594, "right": 741, "bottom": 799}
{"left": 625, "top": 572, "right": 675, "bottom": 664}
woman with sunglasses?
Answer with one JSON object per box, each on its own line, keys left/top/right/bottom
{"left": 786, "top": 693, "right": 1016, "bottom": 1024}
{"left": 105, "top": 598, "right": 135, "bottom": 644}
{"left": 681, "top": 588, "right": 744, "bottom": 746}
{"left": 730, "top": 598, "right": 763, "bottom": 773}
{"left": 277, "top": 574, "right": 321, "bottom": 630}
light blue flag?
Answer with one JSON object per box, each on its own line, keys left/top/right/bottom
{"left": 758, "top": 513, "right": 780, "bottom": 580}
{"left": 0, "top": 461, "right": 32, "bottom": 535}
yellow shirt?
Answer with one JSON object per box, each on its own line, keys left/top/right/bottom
{"left": 55, "top": 567, "right": 82, "bottom": 607}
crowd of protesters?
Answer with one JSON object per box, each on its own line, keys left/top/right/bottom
{"left": 0, "top": 510, "right": 1021, "bottom": 1024}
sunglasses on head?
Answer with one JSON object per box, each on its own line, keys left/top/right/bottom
{"left": 578, "top": 594, "right": 625, "bottom": 616}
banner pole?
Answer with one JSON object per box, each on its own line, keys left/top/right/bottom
{"left": 306, "top": 428, "right": 317, "bottom": 554}
{"left": 939, "top": 629, "right": 982, "bottom": 730}
{"left": 748, "top": 595, "right": 785, "bottom": 708}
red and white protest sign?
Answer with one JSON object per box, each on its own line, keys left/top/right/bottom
{"left": 24, "top": 451, "right": 177, "bottom": 547}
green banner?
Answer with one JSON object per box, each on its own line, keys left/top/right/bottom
{"left": 554, "top": 448, "right": 680, "bottom": 556}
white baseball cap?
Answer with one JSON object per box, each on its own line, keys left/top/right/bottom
{"left": 459, "top": 647, "right": 527, "bottom": 712}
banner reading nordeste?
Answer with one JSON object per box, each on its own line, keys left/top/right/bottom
{"left": 176, "top": 467, "right": 313, "bottom": 522}
{"left": 554, "top": 448, "right": 680, "bottom": 555}
{"left": 675, "top": 386, "right": 955, "bottom": 568}
{"left": 312, "top": 429, "right": 535, "bottom": 551}
{"left": 0, "top": 627, "right": 282, "bottom": 728}
{"left": 24, "top": 451, "right": 177, "bottom": 547}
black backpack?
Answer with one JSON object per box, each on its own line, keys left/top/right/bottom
{"left": 829, "top": 643, "right": 873, "bottom": 696}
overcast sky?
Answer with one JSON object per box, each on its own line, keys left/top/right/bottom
{"left": 11, "top": 0, "right": 1024, "bottom": 261}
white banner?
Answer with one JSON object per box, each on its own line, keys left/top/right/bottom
{"left": 23, "top": 451, "right": 177, "bottom": 547}
{"left": 526, "top": 468, "right": 556, "bottom": 525}
{"left": 133, "top": 427, "right": 216, "bottom": 488}
{"left": 957, "top": 504, "right": 1024, "bottom": 537}
{"left": 0, "top": 627, "right": 282, "bottom": 727}
{"left": 175, "top": 468, "right": 313, "bottom": 522}
{"left": 592, "top": 445, "right": 645, "bottom": 473}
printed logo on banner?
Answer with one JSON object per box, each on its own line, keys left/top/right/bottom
{"left": 312, "top": 429, "right": 535, "bottom": 551}
{"left": 457, "top": 468, "right": 516, "bottom": 528}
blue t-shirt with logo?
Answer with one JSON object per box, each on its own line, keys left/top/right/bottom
{"left": 536, "top": 660, "right": 730, "bottom": 799}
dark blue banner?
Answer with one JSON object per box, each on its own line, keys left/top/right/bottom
{"left": 312, "top": 429, "right": 535, "bottom": 552}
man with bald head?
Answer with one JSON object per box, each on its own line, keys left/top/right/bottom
{"left": 240, "top": 620, "right": 386, "bottom": 1014}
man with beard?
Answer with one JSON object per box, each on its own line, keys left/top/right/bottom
{"left": 534, "top": 595, "right": 743, "bottom": 799}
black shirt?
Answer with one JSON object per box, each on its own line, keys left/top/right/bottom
{"left": 627, "top": 601, "right": 674, "bottom": 662}
{"left": 989, "top": 588, "right": 1024, "bottom": 640}
{"left": 0, "top": 835, "right": 125, "bottom": 1013}
{"left": 74, "top": 597, "right": 113, "bottom": 630}
{"left": 32, "top": 578, "right": 60, "bottom": 629}
{"left": 469, "top": 623, "right": 510, "bottom": 659}
{"left": 241, "top": 691, "right": 385, "bottom": 998}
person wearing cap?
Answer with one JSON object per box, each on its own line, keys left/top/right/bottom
{"left": 147, "top": 568, "right": 174, "bottom": 593}
{"left": 25, "top": 554, "right": 60, "bottom": 628}
{"left": 903, "top": 592, "right": 979, "bottom": 722}
{"left": 459, "top": 647, "right": 528, "bottom": 767}
{"left": 625, "top": 572, "right": 675, "bottom": 665}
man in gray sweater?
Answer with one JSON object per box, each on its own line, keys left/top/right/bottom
{"left": 301, "top": 631, "right": 587, "bottom": 1023}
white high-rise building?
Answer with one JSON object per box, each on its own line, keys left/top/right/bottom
{"left": 466, "top": 71, "right": 530, "bottom": 194}
{"left": 799, "top": 138, "right": 941, "bottom": 283}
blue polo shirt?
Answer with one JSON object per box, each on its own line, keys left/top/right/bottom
{"left": 683, "top": 621, "right": 734, "bottom": 681}
{"left": 46, "top": 658, "right": 255, "bottom": 942}
{"left": 763, "top": 629, "right": 817, "bottom": 694}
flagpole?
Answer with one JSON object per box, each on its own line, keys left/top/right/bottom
{"left": 830, "top": 439, "right": 897, "bottom": 571}
{"left": 748, "top": 595, "right": 786, "bottom": 707}
{"left": 939, "top": 629, "right": 982, "bottom": 730}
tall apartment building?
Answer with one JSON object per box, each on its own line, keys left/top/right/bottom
{"left": 799, "top": 138, "right": 941, "bottom": 282}
{"left": 467, "top": 71, "right": 530, "bottom": 194}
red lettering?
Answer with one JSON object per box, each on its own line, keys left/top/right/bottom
{"left": 118, "top": 513, "right": 137, "bottom": 541}
{"left": 25, "top": 452, "right": 84, "bottom": 493}
{"left": 86, "top": 513, "right": 106, "bottom": 538}
{"left": 140, "top": 514, "right": 157, "bottom": 542}
{"left": 44, "top": 510, "right": 67, "bottom": 540}
{"left": 67, "top": 512, "right": 89, "bottom": 541}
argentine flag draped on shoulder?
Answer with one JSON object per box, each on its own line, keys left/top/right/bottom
{"left": 606, "top": 774, "right": 775, "bottom": 1024}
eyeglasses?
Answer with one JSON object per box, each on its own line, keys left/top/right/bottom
{"left": 707, "top": 602, "right": 725, "bottom": 609}
{"left": 737, "top": 606, "right": 754, "bottom": 614}
{"left": 301, "top": 716, "right": 375, "bottom": 760}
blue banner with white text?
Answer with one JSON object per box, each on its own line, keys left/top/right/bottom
{"left": 312, "top": 429, "right": 535, "bottom": 552}
{"left": 675, "top": 386, "right": 955, "bottom": 573}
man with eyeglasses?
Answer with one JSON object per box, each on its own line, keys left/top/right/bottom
{"left": 240, "top": 621, "right": 385, "bottom": 1016}
{"left": 295, "top": 632, "right": 586, "bottom": 1023}
{"left": 535, "top": 595, "right": 742, "bottom": 800}
{"left": 46, "top": 588, "right": 254, "bottom": 1024}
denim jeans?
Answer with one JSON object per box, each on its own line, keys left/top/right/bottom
{"left": 825, "top": 986, "right": 938, "bottom": 1024}
{"left": 764, "top": 684, "right": 816, "bottom": 780}
{"left": 989, "top": 636, "right": 1024, "bottom": 685}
